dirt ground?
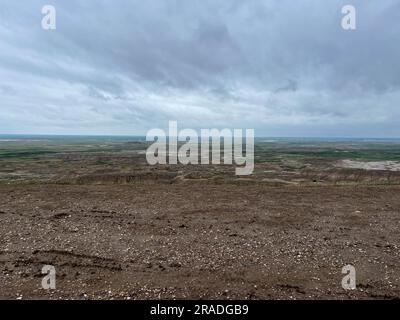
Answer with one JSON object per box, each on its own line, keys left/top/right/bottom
{"left": 0, "top": 183, "right": 399, "bottom": 299}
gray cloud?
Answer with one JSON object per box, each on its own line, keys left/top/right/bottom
{"left": 0, "top": 0, "right": 399, "bottom": 136}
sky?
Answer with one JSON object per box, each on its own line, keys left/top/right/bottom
{"left": 0, "top": 0, "right": 399, "bottom": 137}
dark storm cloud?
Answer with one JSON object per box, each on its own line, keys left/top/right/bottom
{"left": 0, "top": 0, "right": 399, "bottom": 136}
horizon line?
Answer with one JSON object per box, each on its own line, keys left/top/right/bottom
{"left": 1, "top": 133, "right": 400, "bottom": 140}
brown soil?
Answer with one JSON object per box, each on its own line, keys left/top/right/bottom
{"left": 1, "top": 183, "right": 399, "bottom": 300}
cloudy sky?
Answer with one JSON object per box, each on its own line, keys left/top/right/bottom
{"left": 0, "top": 0, "right": 399, "bottom": 137}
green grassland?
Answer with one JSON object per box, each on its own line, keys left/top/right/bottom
{"left": 1, "top": 137, "right": 400, "bottom": 184}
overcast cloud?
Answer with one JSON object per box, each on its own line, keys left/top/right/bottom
{"left": 0, "top": 0, "right": 399, "bottom": 136}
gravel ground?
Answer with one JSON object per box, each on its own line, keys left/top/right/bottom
{"left": 0, "top": 183, "right": 399, "bottom": 299}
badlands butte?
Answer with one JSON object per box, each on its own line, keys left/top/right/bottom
{"left": 0, "top": 137, "right": 399, "bottom": 299}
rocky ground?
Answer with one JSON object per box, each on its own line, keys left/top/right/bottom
{"left": 1, "top": 183, "right": 399, "bottom": 299}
